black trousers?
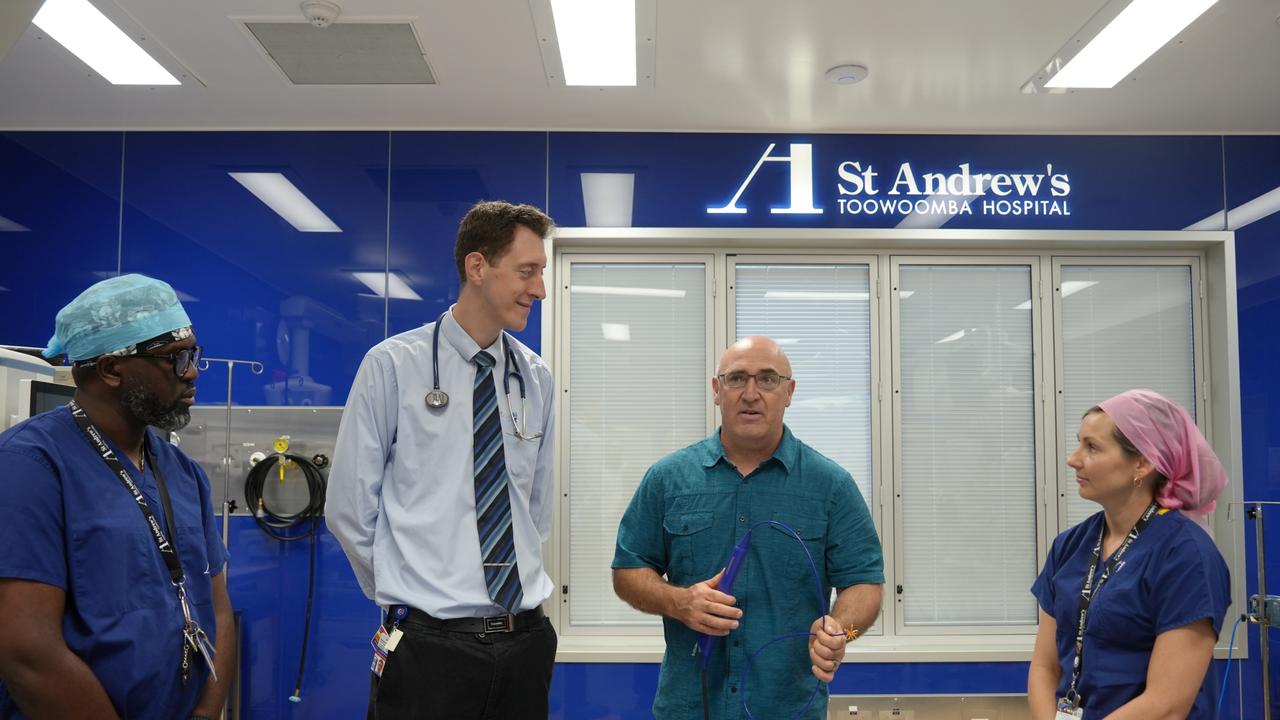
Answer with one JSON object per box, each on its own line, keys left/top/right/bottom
{"left": 367, "top": 614, "right": 558, "bottom": 720}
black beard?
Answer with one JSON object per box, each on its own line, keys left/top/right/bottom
{"left": 120, "top": 378, "right": 191, "bottom": 432}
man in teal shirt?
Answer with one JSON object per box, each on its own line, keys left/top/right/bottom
{"left": 612, "top": 336, "right": 884, "bottom": 720}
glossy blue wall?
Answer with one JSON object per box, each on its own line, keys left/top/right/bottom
{"left": 4, "top": 130, "right": 1278, "bottom": 718}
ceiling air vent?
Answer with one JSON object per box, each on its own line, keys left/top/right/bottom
{"left": 244, "top": 22, "right": 435, "bottom": 85}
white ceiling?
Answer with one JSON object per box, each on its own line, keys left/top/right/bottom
{"left": 0, "top": 0, "right": 1277, "bottom": 132}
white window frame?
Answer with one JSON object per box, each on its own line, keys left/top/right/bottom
{"left": 553, "top": 252, "right": 717, "bottom": 637}
{"left": 544, "top": 229, "right": 1244, "bottom": 664}
{"left": 889, "top": 254, "right": 1047, "bottom": 636}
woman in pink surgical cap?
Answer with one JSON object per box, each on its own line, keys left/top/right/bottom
{"left": 1028, "top": 390, "right": 1231, "bottom": 720}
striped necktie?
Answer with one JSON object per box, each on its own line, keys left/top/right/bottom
{"left": 472, "top": 350, "right": 523, "bottom": 612}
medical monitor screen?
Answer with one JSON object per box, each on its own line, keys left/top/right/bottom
{"left": 28, "top": 380, "right": 75, "bottom": 417}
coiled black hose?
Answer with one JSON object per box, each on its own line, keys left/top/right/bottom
{"left": 244, "top": 452, "right": 326, "bottom": 702}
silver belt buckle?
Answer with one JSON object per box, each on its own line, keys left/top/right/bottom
{"left": 483, "top": 614, "right": 515, "bottom": 633}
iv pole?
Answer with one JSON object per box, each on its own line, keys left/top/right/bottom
{"left": 196, "top": 357, "right": 264, "bottom": 548}
{"left": 1241, "top": 500, "right": 1280, "bottom": 720}
{"left": 196, "top": 357, "right": 263, "bottom": 720}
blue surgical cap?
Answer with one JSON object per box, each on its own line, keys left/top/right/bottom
{"left": 43, "top": 274, "right": 193, "bottom": 361}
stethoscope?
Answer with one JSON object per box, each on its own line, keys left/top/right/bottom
{"left": 425, "top": 311, "right": 542, "bottom": 441}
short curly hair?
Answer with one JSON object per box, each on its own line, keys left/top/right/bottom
{"left": 454, "top": 201, "right": 553, "bottom": 284}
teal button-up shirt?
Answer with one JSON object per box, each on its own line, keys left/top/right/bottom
{"left": 613, "top": 425, "right": 884, "bottom": 720}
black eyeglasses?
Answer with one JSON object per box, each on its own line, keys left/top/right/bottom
{"left": 717, "top": 370, "right": 791, "bottom": 391}
{"left": 132, "top": 345, "right": 203, "bottom": 377}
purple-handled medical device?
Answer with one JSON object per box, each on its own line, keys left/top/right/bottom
{"left": 695, "top": 532, "right": 753, "bottom": 670}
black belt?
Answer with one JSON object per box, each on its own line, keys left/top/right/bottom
{"left": 398, "top": 606, "right": 544, "bottom": 634}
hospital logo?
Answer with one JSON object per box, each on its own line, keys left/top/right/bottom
{"left": 707, "top": 143, "right": 823, "bottom": 215}
{"left": 707, "top": 142, "right": 1074, "bottom": 221}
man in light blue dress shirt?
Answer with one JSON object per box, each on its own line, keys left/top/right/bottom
{"left": 327, "top": 201, "right": 558, "bottom": 720}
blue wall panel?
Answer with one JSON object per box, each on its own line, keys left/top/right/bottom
{"left": 120, "top": 132, "right": 390, "bottom": 407}
{"left": 1225, "top": 134, "right": 1280, "bottom": 718}
{"left": 222, "top": 516, "right": 373, "bottom": 720}
{"left": 386, "top": 131, "right": 548, "bottom": 348}
{"left": 0, "top": 132, "right": 122, "bottom": 348}
{"left": 5, "top": 130, "right": 1279, "bottom": 718}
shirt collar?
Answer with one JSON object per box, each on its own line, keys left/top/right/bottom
{"left": 700, "top": 424, "right": 798, "bottom": 474}
{"left": 439, "top": 305, "right": 503, "bottom": 363}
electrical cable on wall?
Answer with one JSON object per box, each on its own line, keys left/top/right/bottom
{"left": 244, "top": 438, "right": 328, "bottom": 704}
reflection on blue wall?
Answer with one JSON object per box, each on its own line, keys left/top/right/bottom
{"left": 1225, "top": 134, "right": 1280, "bottom": 719}
{"left": 0, "top": 132, "right": 122, "bottom": 349}
{"left": 386, "top": 132, "right": 548, "bottom": 346}
{"left": 121, "top": 132, "right": 391, "bottom": 408}
{"left": 5, "top": 130, "right": 1280, "bottom": 718}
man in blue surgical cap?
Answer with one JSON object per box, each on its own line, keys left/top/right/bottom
{"left": 0, "top": 274, "right": 234, "bottom": 720}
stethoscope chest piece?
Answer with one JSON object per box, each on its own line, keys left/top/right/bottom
{"left": 425, "top": 389, "right": 449, "bottom": 409}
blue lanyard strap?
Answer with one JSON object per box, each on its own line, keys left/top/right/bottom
{"left": 1063, "top": 501, "right": 1162, "bottom": 706}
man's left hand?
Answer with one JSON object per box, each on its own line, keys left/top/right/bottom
{"left": 808, "top": 615, "right": 847, "bottom": 683}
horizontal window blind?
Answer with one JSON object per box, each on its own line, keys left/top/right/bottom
{"left": 1058, "top": 265, "right": 1197, "bottom": 528}
{"left": 732, "top": 263, "right": 874, "bottom": 509}
{"left": 567, "top": 263, "right": 708, "bottom": 626}
{"left": 897, "top": 264, "right": 1038, "bottom": 627}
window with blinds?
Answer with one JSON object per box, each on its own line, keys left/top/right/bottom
{"left": 895, "top": 263, "right": 1039, "bottom": 629}
{"left": 1056, "top": 263, "right": 1198, "bottom": 529}
{"left": 565, "top": 261, "right": 710, "bottom": 627}
{"left": 553, "top": 249, "right": 1215, "bottom": 646}
{"left": 730, "top": 262, "right": 875, "bottom": 510}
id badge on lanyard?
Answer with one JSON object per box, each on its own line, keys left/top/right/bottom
{"left": 1059, "top": 501, "right": 1161, "bottom": 717}
{"left": 68, "top": 400, "right": 217, "bottom": 685}
{"left": 1056, "top": 693, "right": 1084, "bottom": 719}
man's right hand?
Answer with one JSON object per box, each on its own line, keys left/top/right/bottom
{"left": 672, "top": 570, "right": 743, "bottom": 636}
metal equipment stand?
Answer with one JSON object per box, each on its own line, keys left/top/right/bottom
{"left": 196, "top": 357, "right": 264, "bottom": 547}
{"left": 195, "top": 356, "right": 263, "bottom": 720}
{"left": 1247, "top": 502, "right": 1275, "bottom": 720}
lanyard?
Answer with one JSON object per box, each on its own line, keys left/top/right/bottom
{"left": 1062, "top": 501, "right": 1162, "bottom": 709}
{"left": 67, "top": 400, "right": 215, "bottom": 685}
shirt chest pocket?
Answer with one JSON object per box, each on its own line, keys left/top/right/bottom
{"left": 503, "top": 430, "right": 542, "bottom": 490}
{"left": 664, "top": 510, "right": 716, "bottom": 585}
{"left": 762, "top": 512, "right": 828, "bottom": 583}
{"left": 70, "top": 520, "right": 167, "bottom": 618}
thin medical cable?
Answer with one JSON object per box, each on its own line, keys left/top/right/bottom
{"left": 695, "top": 519, "right": 839, "bottom": 720}
{"left": 1216, "top": 614, "right": 1243, "bottom": 717}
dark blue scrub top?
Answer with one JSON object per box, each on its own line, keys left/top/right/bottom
{"left": 1032, "top": 509, "right": 1230, "bottom": 719}
{"left": 0, "top": 406, "right": 227, "bottom": 720}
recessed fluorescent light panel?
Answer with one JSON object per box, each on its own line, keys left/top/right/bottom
{"left": 0, "top": 215, "right": 30, "bottom": 232}
{"left": 601, "top": 322, "right": 631, "bottom": 341}
{"left": 1027, "top": 0, "right": 1217, "bottom": 90}
{"left": 530, "top": 0, "right": 654, "bottom": 87}
{"left": 229, "top": 172, "right": 341, "bottom": 232}
{"left": 33, "top": 0, "right": 181, "bottom": 85}
{"left": 549, "top": 0, "right": 635, "bottom": 85}
{"left": 763, "top": 291, "right": 870, "bottom": 301}
{"left": 1060, "top": 280, "right": 1099, "bottom": 298}
{"left": 570, "top": 285, "right": 685, "bottom": 298}
{"left": 1185, "top": 185, "right": 1280, "bottom": 231}
{"left": 352, "top": 272, "right": 422, "bottom": 301}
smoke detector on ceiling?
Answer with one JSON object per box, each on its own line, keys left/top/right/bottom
{"left": 300, "top": 0, "right": 341, "bottom": 28}
{"left": 825, "top": 64, "right": 869, "bottom": 85}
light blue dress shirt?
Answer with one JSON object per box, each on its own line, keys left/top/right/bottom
{"left": 327, "top": 307, "right": 556, "bottom": 618}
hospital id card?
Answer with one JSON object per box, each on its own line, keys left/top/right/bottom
{"left": 1055, "top": 710, "right": 1083, "bottom": 720}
